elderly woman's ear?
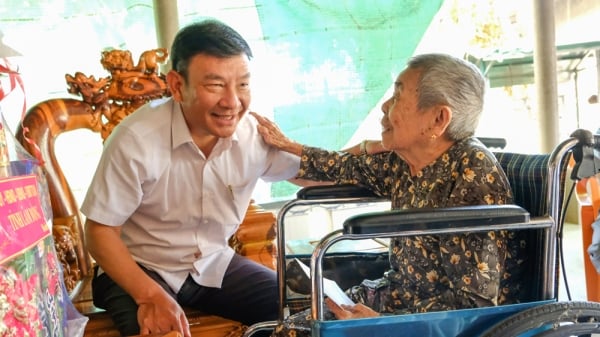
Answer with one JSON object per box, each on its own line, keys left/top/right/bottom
{"left": 432, "top": 105, "right": 452, "bottom": 138}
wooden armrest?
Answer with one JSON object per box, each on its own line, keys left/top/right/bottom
{"left": 130, "top": 332, "right": 182, "bottom": 337}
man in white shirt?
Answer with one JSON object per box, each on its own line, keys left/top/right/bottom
{"left": 81, "top": 19, "right": 300, "bottom": 337}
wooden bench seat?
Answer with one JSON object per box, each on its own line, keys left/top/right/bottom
{"left": 16, "top": 49, "right": 278, "bottom": 337}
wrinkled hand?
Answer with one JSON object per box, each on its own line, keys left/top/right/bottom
{"left": 137, "top": 292, "right": 190, "bottom": 337}
{"left": 250, "top": 112, "right": 301, "bottom": 155}
{"left": 325, "top": 297, "right": 380, "bottom": 320}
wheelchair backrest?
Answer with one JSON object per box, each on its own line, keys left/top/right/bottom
{"left": 494, "top": 152, "right": 566, "bottom": 217}
{"left": 493, "top": 151, "right": 569, "bottom": 303}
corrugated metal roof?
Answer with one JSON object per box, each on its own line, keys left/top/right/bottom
{"left": 468, "top": 40, "right": 600, "bottom": 87}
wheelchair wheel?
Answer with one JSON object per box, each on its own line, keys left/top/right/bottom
{"left": 480, "top": 301, "right": 600, "bottom": 337}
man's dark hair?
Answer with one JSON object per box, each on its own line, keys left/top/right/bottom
{"left": 170, "top": 19, "right": 253, "bottom": 78}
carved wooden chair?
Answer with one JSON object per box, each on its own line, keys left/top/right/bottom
{"left": 15, "top": 49, "right": 277, "bottom": 337}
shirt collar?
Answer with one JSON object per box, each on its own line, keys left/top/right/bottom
{"left": 170, "top": 100, "right": 240, "bottom": 151}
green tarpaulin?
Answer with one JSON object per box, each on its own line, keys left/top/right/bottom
{"left": 254, "top": 1, "right": 443, "bottom": 196}
{"left": 255, "top": 0, "right": 443, "bottom": 148}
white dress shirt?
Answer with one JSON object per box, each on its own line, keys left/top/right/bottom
{"left": 81, "top": 98, "right": 300, "bottom": 292}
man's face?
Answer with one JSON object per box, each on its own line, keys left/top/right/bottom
{"left": 169, "top": 53, "right": 251, "bottom": 141}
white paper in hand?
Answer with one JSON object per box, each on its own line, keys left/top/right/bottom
{"left": 294, "top": 258, "right": 354, "bottom": 306}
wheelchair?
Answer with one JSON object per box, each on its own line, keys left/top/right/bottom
{"left": 244, "top": 129, "right": 600, "bottom": 337}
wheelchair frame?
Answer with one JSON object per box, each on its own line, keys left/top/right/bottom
{"left": 245, "top": 130, "right": 600, "bottom": 337}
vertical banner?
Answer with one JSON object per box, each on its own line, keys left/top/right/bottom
{"left": 0, "top": 174, "right": 49, "bottom": 263}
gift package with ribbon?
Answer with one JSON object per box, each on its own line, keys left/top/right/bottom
{"left": 0, "top": 58, "right": 87, "bottom": 337}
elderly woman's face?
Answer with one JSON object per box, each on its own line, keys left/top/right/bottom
{"left": 380, "top": 68, "right": 433, "bottom": 153}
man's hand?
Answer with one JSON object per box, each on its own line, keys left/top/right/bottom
{"left": 137, "top": 291, "right": 191, "bottom": 337}
{"left": 325, "top": 297, "right": 380, "bottom": 320}
{"left": 85, "top": 219, "right": 191, "bottom": 336}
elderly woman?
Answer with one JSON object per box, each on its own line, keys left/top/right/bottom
{"left": 251, "top": 53, "right": 513, "bottom": 336}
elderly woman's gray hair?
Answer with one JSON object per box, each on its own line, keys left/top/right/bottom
{"left": 408, "top": 53, "right": 486, "bottom": 141}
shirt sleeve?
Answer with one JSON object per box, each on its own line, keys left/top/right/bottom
{"left": 297, "top": 146, "right": 396, "bottom": 197}
{"left": 260, "top": 145, "right": 302, "bottom": 182}
{"left": 80, "top": 124, "right": 146, "bottom": 226}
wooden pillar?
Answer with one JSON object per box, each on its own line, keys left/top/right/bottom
{"left": 533, "top": 0, "right": 560, "bottom": 153}
{"left": 152, "top": 0, "right": 179, "bottom": 73}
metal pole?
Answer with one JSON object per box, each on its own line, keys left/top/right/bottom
{"left": 152, "top": 0, "right": 179, "bottom": 73}
{"left": 533, "top": 0, "right": 560, "bottom": 153}
{"left": 575, "top": 70, "right": 580, "bottom": 128}
{"left": 596, "top": 49, "right": 600, "bottom": 99}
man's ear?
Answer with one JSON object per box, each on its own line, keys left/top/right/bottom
{"left": 166, "top": 70, "right": 184, "bottom": 102}
{"left": 433, "top": 105, "right": 452, "bottom": 135}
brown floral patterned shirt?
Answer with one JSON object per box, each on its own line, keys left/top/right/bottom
{"left": 297, "top": 137, "right": 514, "bottom": 314}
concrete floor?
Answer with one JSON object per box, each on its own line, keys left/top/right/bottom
{"left": 559, "top": 222, "right": 589, "bottom": 301}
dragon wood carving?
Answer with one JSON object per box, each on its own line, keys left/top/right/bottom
{"left": 16, "top": 49, "right": 170, "bottom": 294}
{"left": 68, "top": 48, "right": 170, "bottom": 139}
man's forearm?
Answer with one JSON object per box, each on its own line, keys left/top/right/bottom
{"left": 85, "top": 220, "right": 166, "bottom": 304}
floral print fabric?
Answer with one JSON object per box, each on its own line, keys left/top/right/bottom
{"left": 1, "top": 236, "right": 65, "bottom": 336}
{"left": 274, "top": 137, "right": 513, "bottom": 337}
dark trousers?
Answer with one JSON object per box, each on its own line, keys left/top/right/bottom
{"left": 92, "top": 254, "right": 278, "bottom": 336}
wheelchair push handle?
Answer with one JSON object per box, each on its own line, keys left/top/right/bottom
{"left": 569, "top": 128, "right": 600, "bottom": 181}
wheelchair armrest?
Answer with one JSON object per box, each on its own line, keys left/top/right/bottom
{"left": 296, "top": 184, "right": 380, "bottom": 200}
{"left": 343, "top": 204, "right": 530, "bottom": 235}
